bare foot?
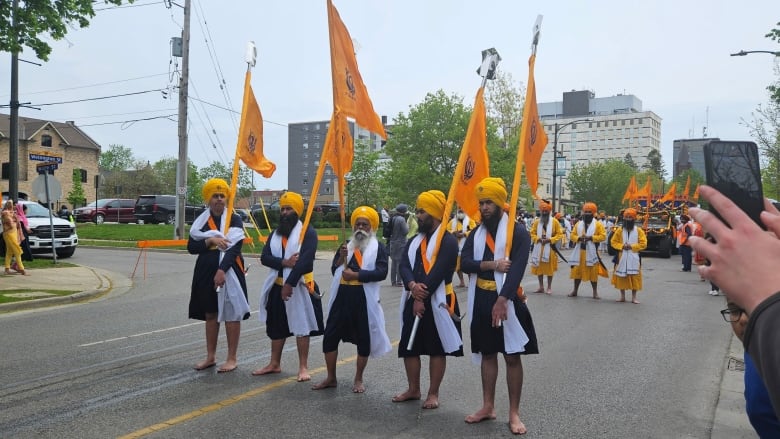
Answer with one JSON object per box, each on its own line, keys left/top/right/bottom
{"left": 508, "top": 414, "right": 527, "bottom": 435}
{"left": 615, "top": 299, "right": 626, "bottom": 303}
{"left": 545, "top": 288, "right": 552, "bottom": 295}
{"left": 352, "top": 380, "right": 365, "bottom": 393}
{"left": 567, "top": 292, "right": 577, "bottom": 297}
{"left": 422, "top": 395, "right": 439, "bottom": 409}
{"left": 193, "top": 360, "right": 216, "bottom": 371}
{"left": 252, "top": 364, "right": 281, "bottom": 376}
{"left": 4, "top": 269, "right": 14, "bottom": 275}
{"left": 217, "top": 361, "right": 237, "bottom": 373}
{"left": 532, "top": 289, "right": 545, "bottom": 294}
{"left": 297, "top": 368, "right": 311, "bottom": 382}
{"left": 632, "top": 300, "right": 640, "bottom": 304}
{"left": 312, "top": 378, "right": 337, "bottom": 390}
{"left": 465, "top": 407, "right": 496, "bottom": 424}
{"left": 592, "top": 295, "right": 601, "bottom": 300}
{"left": 391, "top": 389, "right": 421, "bottom": 403}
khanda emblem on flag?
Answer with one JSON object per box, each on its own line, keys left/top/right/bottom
{"left": 461, "top": 153, "right": 477, "bottom": 184}
{"left": 528, "top": 120, "right": 539, "bottom": 151}
{"left": 247, "top": 131, "right": 257, "bottom": 154}
{"left": 345, "top": 68, "right": 356, "bottom": 99}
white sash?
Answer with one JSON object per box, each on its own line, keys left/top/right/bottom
{"left": 190, "top": 209, "right": 249, "bottom": 322}
{"left": 258, "top": 221, "right": 319, "bottom": 336}
{"left": 403, "top": 224, "right": 462, "bottom": 354}
{"left": 530, "top": 218, "right": 552, "bottom": 267}
{"left": 615, "top": 227, "right": 641, "bottom": 277}
{"left": 467, "top": 213, "right": 529, "bottom": 364}
{"left": 569, "top": 220, "right": 598, "bottom": 266}
{"left": 328, "top": 237, "right": 391, "bottom": 357}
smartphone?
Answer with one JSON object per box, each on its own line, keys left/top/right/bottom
{"left": 703, "top": 140, "right": 765, "bottom": 229}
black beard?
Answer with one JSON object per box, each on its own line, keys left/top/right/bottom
{"left": 277, "top": 212, "right": 299, "bottom": 236}
{"left": 482, "top": 207, "right": 501, "bottom": 233}
{"left": 418, "top": 216, "right": 435, "bottom": 235}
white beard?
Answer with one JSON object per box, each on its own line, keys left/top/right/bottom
{"left": 348, "top": 229, "right": 373, "bottom": 252}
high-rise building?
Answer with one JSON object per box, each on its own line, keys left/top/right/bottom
{"left": 537, "top": 90, "right": 662, "bottom": 211}
{"left": 287, "top": 117, "right": 387, "bottom": 202}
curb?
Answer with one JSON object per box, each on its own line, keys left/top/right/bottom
{"left": 0, "top": 267, "right": 118, "bottom": 313}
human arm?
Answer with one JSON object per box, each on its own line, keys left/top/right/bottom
{"left": 498, "top": 222, "right": 531, "bottom": 300}
{"left": 689, "top": 186, "right": 780, "bottom": 314}
{"left": 591, "top": 221, "right": 607, "bottom": 243}
{"left": 549, "top": 220, "right": 565, "bottom": 245}
{"left": 610, "top": 227, "right": 623, "bottom": 251}
{"left": 632, "top": 228, "right": 647, "bottom": 252}
{"left": 286, "top": 225, "right": 318, "bottom": 287}
{"left": 356, "top": 240, "right": 389, "bottom": 283}
{"left": 260, "top": 231, "right": 284, "bottom": 271}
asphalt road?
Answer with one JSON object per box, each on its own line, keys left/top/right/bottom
{"left": 0, "top": 247, "right": 734, "bottom": 438}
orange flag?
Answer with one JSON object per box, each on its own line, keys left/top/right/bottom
{"left": 622, "top": 176, "right": 637, "bottom": 203}
{"left": 450, "top": 87, "right": 490, "bottom": 221}
{"left": 635, "top": 176, "right": 651, "bottom": 198}
{"left": 692, "top": 184, "right": 700, "bottom": 202}
{"left": 682, "top": 175, "right": 691, "bottom": 199}
{"left": 659, "top": 182, "right": 677, "bottom": 203}
{"left": 322, "top": 111, "right": 354, "bottom": 195}
{"left": 327, "top": 0, "right": 386, "bottom": 139}
{"left": 237, "top": 71, "right": 276, "bottom": 178}
{"left": 518, "top": 54, "right": 549, "bottom": 199}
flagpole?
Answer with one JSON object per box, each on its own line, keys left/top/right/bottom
{"left": 506, "top": 16, "right": 543, "bottom": 259}
{"left": 225, "top": 65, "right": 253, "bottom": 235}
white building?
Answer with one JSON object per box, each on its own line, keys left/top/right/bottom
{"left": 537, "top": 90, "right": 662, "bottom": 211}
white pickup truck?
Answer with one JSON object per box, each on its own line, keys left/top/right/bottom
{"left": 18, "top": 201, "right": 79, "bottom": 258}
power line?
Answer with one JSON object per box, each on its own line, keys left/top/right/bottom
{"left": 77, "top": 113, "right": 177, "bottom": 127}
{"left": 50, "top": 108, "right": 177, "bottom": 120}
{"left": 33, "top": 89, "right": 165, "bottom": 106}
{"left": 0, "top": 73, "right": 169, "bottom": 98}
{"left": 94, "top": 0, "right": 162, "bottom": 12}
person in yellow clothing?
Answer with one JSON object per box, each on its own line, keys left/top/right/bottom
{"left": 449, "top": 208, "right": 476, "bottom": 287}
{"left": 610, "top": 208, "right": 647, "bottom": 304}
{"left": 530, "top": 200, "right": 564, "bottom": 295}
{"left": 2, "top": 200, "right": 27, "bottom": 276}
{"left": 568, "top": 202, "right": 606, "bottom": 299}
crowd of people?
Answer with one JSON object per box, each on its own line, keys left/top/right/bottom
{"left": 185, "top": 178, "right": 780, "bottom": 436}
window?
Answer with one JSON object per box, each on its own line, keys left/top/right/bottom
{"left": 41, "top": 134, "right": 52, "bottom": 147}
{"left": 79, "top": 169, "right": 87, "bottom": 183}
{"left": 302, "top": 143, "right": 309, "bottom": 149}
{"left": 313, "top": 134, "right": 320, "bottom": 140}
{"left": 639, "top": 118, "right": 643, "bottom": 124}
{"left": 1, "top": 162, "right": 8, "bottom": 179}
{"left": 621, "top": 120, "right": 626, "bottom": 126}
{"left": 303, "top": 153, "right": 308, "bottom": 159}
{"left": 303, "top": 135, "right": 308, "bottom": 140}
{"left": 315, "top": 123, "right": 320, "bottom": 130}
{"left": 303, "top": 179, "right": 308, "bottom": 186}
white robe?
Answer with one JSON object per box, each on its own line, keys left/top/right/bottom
{"left": 258, "top": 221, "right": 320, "bottom": 336}
{"left": 467, "top": 213, "right": 529, "bottom": 364}
{"left": 190, "top": 209, "right": 250, "bottom": 322}
{"left": 530, "top": 218, "right": 553, "bottom": 267}
{"left": 402, "top": 224, "right": 462, "bottom": 354}
{"left": 569, "top": 220, "right": 599, "bottom": 267}
{"left": 328, "top": 237, "right": 391, "bottom": 357}
{"left": 615, "top": 228, "right": 641, "bottom": 277}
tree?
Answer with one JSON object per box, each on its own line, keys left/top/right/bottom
{"left": 765, "top": 22, "right": 780, "bottom": 105}
{"left": 566, "top": 159, "right": 635, "bottom": 214}
{"left": 1, "top": 0, "right": 127, "bottom": 61}
{"left": 746, "top": 64, "right": 780, "bottom": 200}
{"left": 643, "top": 149, "right": 666, "bottom": 180}
{"left": 199, "top": 160, "right": 253, "bottom": 203}
{"left": 99, "top": 144, "right": 135, "bottom": 171}
{"left": 485, "top": 70, "right": 524, "bottom": 147}
{"left": 346, "top": 140, "right": 381, "bottom": 211}
{"left": 67, "top": 169, "right": 86, "bottom": 209}
{"left": 623, "top": 153, "right": 638, "bottom": 170}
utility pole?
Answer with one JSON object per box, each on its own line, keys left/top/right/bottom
{"left": 175, "top": 0, "right": 191, "bottom": 239}
{"left": 8, "top": 0, "right": 20, "bottom": 203}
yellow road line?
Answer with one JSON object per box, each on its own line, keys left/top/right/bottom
{"left": 118, "top": 341, "right": 399, "bottom": 439}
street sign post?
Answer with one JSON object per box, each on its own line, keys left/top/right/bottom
{"left": 36, "top": 161, "right": 58, "bottom": 175}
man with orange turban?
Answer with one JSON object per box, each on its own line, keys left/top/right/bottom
{"left": 530, "top": 200, "right": 565, "bottom": 295}
{"left": 188, "top": 178, "right": 249, "bottom": 373}
{"left": 255, "top": 191, "right": 324, "bottom": 382}
{"left": 312, "top": 206, "right": 391, "bottom": 393}
{"left": 393, "top": 190, "right": 463, "bottom": 411}
{"left": 609, "top": 208, "right": 647, "bottom": 304}
{"left": 568, "top": 201, "right": 607, "bottom": 299}
{"left": 461, "top": 177, "right": 538, "bottom": 435}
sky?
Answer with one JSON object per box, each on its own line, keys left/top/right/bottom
{"left": 4, "top": 0, "right": 779, "bottom": 191}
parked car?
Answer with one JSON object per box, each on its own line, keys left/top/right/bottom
{"left": 18, "top": 200, "right": 78, "bottom": 258}
{"left": 74, "top": 198, "right": 136, "bottom": 224}
{"left": 316, "top": 203, "right": 341, "bottom": 214}
{"left": 133, "top": 195, "right": 200, "bottom": 224}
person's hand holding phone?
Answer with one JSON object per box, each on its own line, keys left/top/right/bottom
{"left": 690, "top": 185, "right": 780, "bottom": 314}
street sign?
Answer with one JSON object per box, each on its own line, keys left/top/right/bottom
{"left": 32, "top": 174, "right": 62, "bottom": 201}
{"left": 36, "top": 161, "right": 59, "bottom": 174}
{"left": 29, "top": 153, "right": 63, "bottom": 163}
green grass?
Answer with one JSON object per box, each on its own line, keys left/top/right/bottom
{"left": 7, "top": 259, "right": 78, "bottom": 269}
{"left": 75, "top": 223, "right": 350, "bottom": 252}
{"left": 0, "top": 289, "right": 75, "bottom": 304}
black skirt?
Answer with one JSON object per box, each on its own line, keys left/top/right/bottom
{"left": 470, "top": 288, "right": 539, "bottom": 356}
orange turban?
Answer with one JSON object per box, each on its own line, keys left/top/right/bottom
{"left": 350, "top": 206, "right": 379, "bottom": 231}
{"left": 623, "top": 208, "right": 637, "bottom": 220}
{"left": 202, "top": 178, "right": 230, "bottom": 202}
{"left": 582, "top": 202, "right": 598, "bottom": 214}
{"left": 416, "top": 190, "right": 446, "bottom": 220}
{"left": 475, "top": 177, "right": 507, "bottom": 207}
{"left": 555, "top": 212, "right": 563, "bottom": 219}
{"left": 280, "top": 192, "right": 304, "bottom": 216}
{"left": 539, "top": 200, "right": 552, "bottom": 212}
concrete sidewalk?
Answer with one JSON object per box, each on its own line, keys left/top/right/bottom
{"left": 0, "top": 262, "right": 760, "bottom": 436}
